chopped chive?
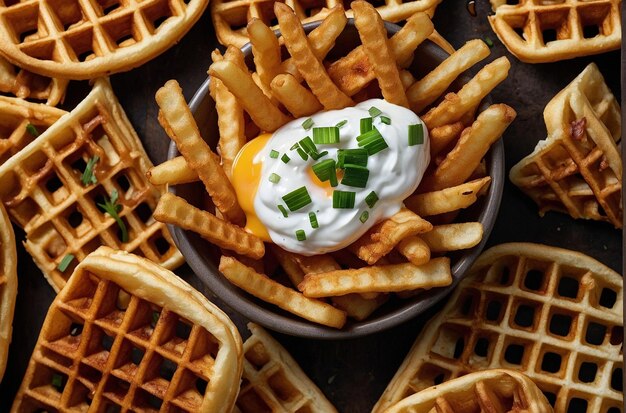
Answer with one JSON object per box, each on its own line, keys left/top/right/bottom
{"left": 302, "top": 118, "right": 314, "bottom": 130}
{"left": 337, "top": 148, "right": 368, "bottom": 168}
{"left": 312, "top": 126, "right": 340, "bottom": 144}
{"left": 57, "top": 254, "right": 75, "bottom": 272}
{"left": 380, "top": 116, "right": 391, "bottom": 125}
{"left": 281, "top": 154, "right": 291, "bottom": 164}
{"left": 336, "top": 120, "right": 348, "bottom": 128}
{"left": 26, "top": 123, "right": 40, "bottom": 137}
{"left": 296, "top": 147, "right": 308, "bottom": 161}
{"left": 269, "top": 149, "right": 279, "bottom": 159}
{"left": 290, "top": 143, "right": 300, "bottom": 150}
{"left": 269, "top": 173, "right": 281, "bottom": 183}
{"left": 278, "top": 204, "right": 289, "bottom": 217}
{"left": 408, "top": 124, "right": 424, "bottom": 146}
{"left": 81, "top": 155, "right": 99, "bottom": 186}
{"left": 360, "top": 117, "right": 373, "bottom": 134}
{"left": 357, "top": 127, "right": 388, "bottom": 155}
{"left": 299, "top": 136, "right": 327, "bottom": 160}
{"left": 365, "top": 191, "right": 379, "bottom": 208}
{"left": 51, "top": 373, "right": 64, "bottom": 391}
{"left": 311, "top": 159, "right": 338, "bottom": 187}
{"left": 368, "top": 106, "right": 382, "bottom": 117}
{"left": 295, "top": 229, "right": 306, "bottom": 241}
{"left": 341, "top": 164, "right": 369, "bottom": 188}
{"left": 98, "top": 190, "right": 128, "bottom": 243}
{"left": 333, "top": 190, "right": 356, "bottom": 209}
{"left": 282, "top": 186, "right": 312, "bottom": 211}
{"left": 359, "top": 211, "right": 369, "bottom": 223}
{"left": 309, "top": 212, "right": 319, "bottom": 229}
{"left": 483, "top": 36, "right": 494, "bottom": 47}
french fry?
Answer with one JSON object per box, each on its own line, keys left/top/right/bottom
{"left": 299, "top": 257, "right": 452, "bottom": 297}
{"left": 147, "top": 156, "right": 198, "bottom": 186}
{"left": 352, "top": 1, "right": 409, "bottom": 107}
{"left": 421, "top": 104, "right": 516, "bottom": 191}
{"left": 219, "top": 256, "right": 347, "bottom": 328}
{"left": 421, "top": 222, "right": 483, "bottom": 252}
{"left": 350, "top": 208, "right": 433, "bottom": 265}
{"left": 270, "top": 245, "right": 306, "bottom": 286}
{"left": 400, "top": 70, "right": 416, "bottom": 90}
{"left": 408, "top": 39, "right": 491, "bottom": 113}
{"left": 154, "top": 193, "right": 264, "bottom": 259}
{"left": 396, "top": 236, "right": 430, "bottom": 266}
{"left": 405, "top": 177, "right": 491, "bottom": 217}
{"left": 271, "top": 74, "right": 323, "bottom": 117}
{"left": 275, "top": 3, "right": 353, "bottom": 110}
{"left": 248, "top": 18, "right": 282, "bottom": 93}
{"left": 155, "top": 80, "right": 246, "bottom": 226}
{"left": 422, "top": 57, "right": 511, "bottom": 129}
{"left": 429, "top": 122, "right": 465, "bottom": 157}
{"left": 328, "top": 12, "right": 434, "bottom": 96}
{"left": 208, "top": 60, "right": 291, "bottom": 132}
{"left": 427, "top": 30, "right": 455, "bottom": 55}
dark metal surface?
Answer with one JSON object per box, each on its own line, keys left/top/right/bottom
{"left": 0, "top": 1, "right": 621, "bottom": 411}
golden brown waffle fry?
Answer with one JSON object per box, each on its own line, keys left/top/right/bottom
{"left": 275, "top": 3, "right": 354, "bottom": 110}
{"left": 374, "top": 243, "right": 623, "bottom": 413}
{"left": 147, "top": 156, "right": 199, "bottom": 186}
{"left": 219, "top": 256, "right": 347, "bottom": 328}
{"left": 384, "top": 369, "right": 552, "bottom": 413}
{"left": 0, "top": 203, "right": 17, "bottom": 382}
{"left": 396, "top": 236, "right": 430, "bottom": 266}
{"left": 237, "top": 323, "right": 338, "bottom": 412}
{"left": 510, "top": 63, "right": 621, "bottom": 228}
{"left": 0, "top": 57, "right": 68, "bottom": 105}
{"left": 154, "top": 193, "right": 265, "bottom": 260}
{"left": 405, "top": 177, "right": 491, "bottom": 217}
{"left": 271, "top": 74, "right": 323, "bottom": 118}
{"left": 0, "top": 79, "right": 183, "bottom": 292}
{"left": 421, "top": 222, "right": 483, "bottom": 253}
{"left": 156, "top": 80, "right": 246, "bottom": 226}
{"left": 299, "top": 257, "right": 451, "bottom": 297}
{"left": 351, "top": 208, "right": 433, "bottom": 265}
{"left": 352, "top": 1, "right": 409, "bottom": 107}
{"left": 11, "top": 247, "right": 243, "bottom": 413}
{"left": 0, "top": 96, "right": 66, "bottom": 166}
{"left": 488, "top": 0, "right": 621, "bottom": 63}
{"left": 0, "top": 0, "right": 209, "bottom": 80}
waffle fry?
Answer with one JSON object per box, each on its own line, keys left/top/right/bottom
{"left": 11, "top": 247, "right": 243, "bottom": 412}
{"left": 237, "top": 323, "right": 338, "bottom": 412}
{"left": 510, "top": 63, "right": 621, "bottom": 228}
{"left": 374, "top": 243, "right": 623, "bottom": 413}
{"left": 384, "top": 369, "right": 552, "bottom": 413}
{"left": 489, "top": 0, "right": 621, "bottom": 63}
{"left": 219, "top": 256, "right": 347, "bottom": 328}
{"left": 0, "top": 79, "right": 183, "bottom": 292}
{"left": 0, "top": 203, "right": 17, "bottom": 382}
{"left": 0, "top": 57, "right": 68, "bottom": 105}
{"left": 421, "top": 222, "right": 483, "bottom": 253}
{"left": 405, "top": 177, "right": 491, "bottom": 217}
{"left": 299, "top": 257, "right": 451, "bottom": 297}
{"left": 0, "top": 0, "right": 209, "bottom": 79}
{"left": 154, "top": 193, "right": 265, "bottom": 260}
{"left": 147, "top": 156, "right": 199, "bottom": 186}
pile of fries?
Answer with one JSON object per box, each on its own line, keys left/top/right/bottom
{"left": 148, "top": 1, "right": 516, "bottom": 329}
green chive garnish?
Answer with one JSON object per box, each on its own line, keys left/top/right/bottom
{"left": 299, "top": 136, "right": 327, "bottom": 160}
{"left": 336, "top": 120, "right": 348, "bottom": 128}
{"left": 98, "top": 190, "right": 128, "bottom": 243}
{"left": 311, "top": 159, "right": 338, "bottom": 187}
{"left": 309, "top": 212, "right": 319, "bottom": 229}
{"left": 269, "top": 173, "right": 281, "bottom": 183}
{"left": 296, "top": 147, "right": 308, "bottom": 161}
{"left": 282, "top": 186, "right": 312, "bottom": 211}
{"left": 368, "top": 106, "right": 382, "bottom": 117}
{"left": 295, "top": 229, "right": 306, "bottom": 241}
{"left": 341, "top": 164, "right": 369, "bottom": 188}
{"left": 333, "top": 190, "right": 356, "bottom": 209}
{"left": 357, "top": 127, "right": 388, "bottom": 155}
{"left": 408, "top": 124, "right": 424, "bottom": 146}
{"left": 269, "top": 149, "right": 279, "bottom": 159}
{"left": 151, "top": 311, "right": 160, "bottom": 327}
{"left": 26, "top": 123, "right": 40, "bottom": 137}
{"left": 312, "top": 127, "right": 340, "bottom": 144}
{"left": 281, "top": 154, "right": 291, "bottom": 164}
{"left": 337, "top": 149, "right": 368, "bottom": 168}
{"left": 51, "top": 373, "right": 64, "bottom": 391}
{"left": 359, "top": 211, "right": 369, "bottom": 223}
{"left": 81, "top": 155, "right": 99, "bottom": 186}
{"left": 484, "top": 36, "right": 494, "bottom": 47}
{"left": 57, "top": 254, "right": 75, "bottom": 272}
{"left": 302, "top": 118, "right": 314, "bottom": 130}
{"left": 365, "top": 191, "right": 379, "bottom": 208}
{"left": 278, "top": 205, "right": 288, "bottom": 217}
{"left": 380, "top": 116, "right": 391, "bottom": 125}
{"left": 360, "top": 117, "right": 373, "bottom": 134}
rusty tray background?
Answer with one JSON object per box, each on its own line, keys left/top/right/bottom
{"left": 0, "top": 1, "right": 621, "bottom": 411}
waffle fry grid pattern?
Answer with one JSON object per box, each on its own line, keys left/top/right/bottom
{"left": 488, "top": 0, "right": 622, "bottom": 63}
{"left": 0, "top": 57, "right": 68, "bottom": 105}
{"left": 374, "top": 243, "right": 623, "bottom": 413}
{"left": 0, "top": 80, "right": 182, "bottom": 291}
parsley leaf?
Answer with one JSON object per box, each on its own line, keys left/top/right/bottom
{"left": 97, "top": 190, "right": 128, "bottom": 242}
{"left": 81, "top": 155, "right": 99, "bottom": 186}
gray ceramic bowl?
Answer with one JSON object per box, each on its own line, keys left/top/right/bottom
{"left": 168, "top": 20, "right": 504, "bottom": 339}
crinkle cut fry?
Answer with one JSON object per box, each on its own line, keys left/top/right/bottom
{"left": 404, "top": 177, "right": 491, "bottom": 217}
{"left": 147, "top": 156, "right": 199, "bottom": 186}
{"left": 154, "top": 192, "right": 264, "bottom": 259}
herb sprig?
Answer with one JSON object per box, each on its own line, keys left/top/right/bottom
{"left": 81, "top": 155, "right": 99, "bottom": 186}
{"left": 98, "top": 190, "right": 128, "bottom": 242}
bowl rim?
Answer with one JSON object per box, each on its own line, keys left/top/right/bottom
{"left": 167, "top": 20, "right": 505, "bottom": 339}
